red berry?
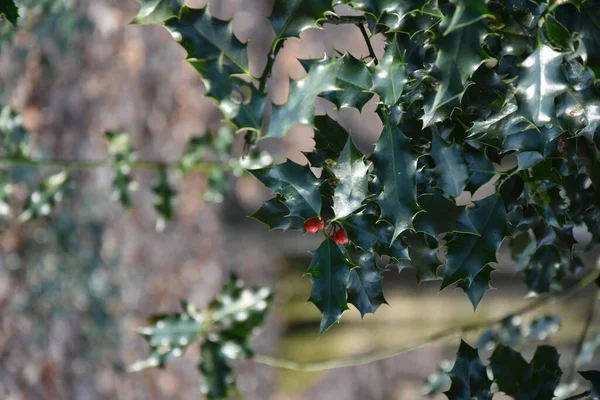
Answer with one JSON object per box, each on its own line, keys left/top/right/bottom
{"left": 332, "top": 229, "right": 349, "bottom": 245}
{"left": 305, "top": 217, "right": 324, "bottom": 233}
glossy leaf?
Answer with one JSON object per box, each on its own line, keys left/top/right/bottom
{"left": 395, "top": 231, "right": 441, "bottom": 284}
{"left": 133, "top": 0, "right": 183, "bottom": 24}
{"left": 445, "top": 340, "right": 492, "bottom": 400}
{"left": 370, "top": 35, "right": 407, "bottom": 106}
{"left": 199, "top": 339, "right": 237, "bottom": 400}
{"left": 346, "top": 251, "right": 387, "bottom": 317}
{"left": 306, "top": 237, "right": 353, "bottom": 334}
{"left": 414, "top": 192, "right": 478, "bottom": 237}
{"left": 430, "top": 133, "right": 470, "bottom": 198}
{"left": 369, "top": 115, "right": 419, "bottom": 241}
{"left": 441, "top": 195, "right": 511, "bottom": 303}
{"left": 270, "top": 0, "right": 331, "bottom": 45}
{"left": 250, "top": 197, "right": 304, "bottom": 231}
{"left": 250, "top": 160, "right": 322, "bottom": 219}
{"left": 514, "top": 45, "right": 567, "bottom": 125}
{"left": 330, "top": 137, "right": 370, "bottom": 219}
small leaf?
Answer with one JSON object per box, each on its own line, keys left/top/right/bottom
{"left": 0, "top": 0, "right": 18, "bottom": 25}
{"left": 445, "top": 340, "right": 492, "bottom": 400}
{"left": 153, "top": 167, "right": 176, "bottom": 232}
{"left": 346, "top": 251, "right": 387, "bottom": 317}
{"left": 514, "top": 45, "right": 568, "bottom": 125}
{"left": 370, "top": 114, "right": 419, "bottom": 241}
{"left": 414, "top": 192, "right": 478, "bottom": 236}
{"left": 199, "top": 339, "right": 237, "bottom": 400}
{"left": 330, "top": 137, "right": 370, "bottom": 219}
{"left": 132, "top": 0, "right": 183, "bottom": 25}
{"left": 129, "top": 303, "right": 203, "bottom": 372}
{"left": 19, "top": 171, "right": 69, "bottom": 222}
{"left": 306, "top": 237, "right": 353, "bottom": 334}
{"left": 370, "top": 35, "right": 407, "bottom": 106}
{"left": 430, "top": 133, "right": 470, "bottom": 197}
{"left": 457, "top": 265, "right": 494, "bottom": 309}
{"left": 441, "top": 195, "right": 511, "bottom": 304}
{"left": 250, "top": 197, "right": 304, "bottom": 231}
{"left": 395, "top": 231, "right": 441, "bottom": 284}
{"left": 106, "top": 131, "right": 136, "bottom": 208}
{"left": 250, "top": 160, "right": 322, "bottom": 219}
{"left": 489, "top": 345, "right": 562, "bottom": 399}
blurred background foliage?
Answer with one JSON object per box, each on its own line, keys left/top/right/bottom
{"left": 0, "top": 1, "right": 599, "bottom": 399}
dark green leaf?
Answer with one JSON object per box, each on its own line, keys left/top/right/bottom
{"left": 0, "top": 0, "right": 18, "bottom": 25}
{"left": 514, "top": 45, "right": 567, "bottom": 125}
{"left": 445, "top": 340, "right": 492, "bottom": 400}
{"left": 421, "top": 11, "right": 488, "bottom": 126}
{"left": 199, "top": 339, "right": 237, "bottom": 400}
{"left": 342, "top": 211, "right": 409, "bottom": 260}
{"left": 20, "top": 171, "right": 69, "bottom": 222}
{"left": 414, "top": 192, "right": 478, "bottom": 236}
{"left": 250, "top": 160, "right": 322, "bottom": 219}
{"left": 306, "top": 237, "right": 353, "bottom": 334}
{"left": 133, "top": 0, "right": 183, "bottom": 25}
{"left": 441, "top": 195, "right": 511, "bottom": 301}
{"left": 430, "top": 133, "right": 470, "bottom": 197}
{"left": 489, "top": 345, "right": 562, "bottom": 399}
{"left": 370, "top": 35, "right": 407, "bottom": 106}
{"left": 250, "top": 197, "right": 304, "bottom": 231}
{"left": 153, "top": 167, "right": 176, "bottom": 232}
{"left": 443, "top": 0, "right": 491, "bottom": 35}
{"left": 369, "top": 114, "right": 419, "bottom": 241}
{"left": 305, "top": 115, "right": 349, "bottom": 167}
{"left": 346, "top": 251, "right": 387, "bottom": 317}
{"left": 457, "top": 265, "right": 494, "bottom": 309}
{"left": 395, "top": 231, "right": 441, "bottom": 284}
{"left": 270, "top": 0, "right": 331, "bottom": 45}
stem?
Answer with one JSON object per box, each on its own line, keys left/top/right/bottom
{"left": 252, "top": 269, "right": 599, "bottom": 372}
{"left": 320, "top": 15, "right": 367, "bottom": 26}
{"left": 568, "top": 288, "right": 599, "bottom": 382}
{"left": 0, "top": 156, "right": 220, "bottom": 172}
{"left": 259, "top": 40, "right": 284, "bottom": 94}
{"left": 358, "top": 23, "right": 378, "bottom": 65}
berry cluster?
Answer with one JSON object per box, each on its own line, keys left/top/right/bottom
{"left": 304, "top": 217, "right": 348, "bottom": 245}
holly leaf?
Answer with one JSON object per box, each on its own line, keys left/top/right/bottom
{"left": 306, "top": 237, "right": 354, "bottom": 334}
{"left": 164, "top": 7, "right": 264, "bottom": 132}
{"left": 457, "top": 265, "right": 494, "bottom": 309}
{"left": 370, "top": 35, "right": 407, "bottom": 106}
{"left": 346, "top": 251, "right": 387, "bottom": 317}
{"left": 250, "top": 197, "right": 305, "bottom": 231}
{"left": 250, "top": 160, "right": 322, "bottom": 219}
{"left": 430, "top": 133, "right": 470, "bottom": 198}
{"left": 199, "top": 339, "right": 237, "bottom": 400}
{"left": 414, "top": 192, "right": 478, "bottom": 237}
{"left": 441, "top": 195, "right": 511, "bottom": 298}
{"left": 153, "top": 167, "right": 176, "bottom": 232}
{"left": 395, "top": 231, "right": 441, "bottom": 284}
{"left": 369, "top": 115, "right": 419, "bottom": 241}
{"left": 421, "top": 11, "right": 488, "bottom": 126}
{"left": 133, "top": 0, "right": 183, "bottom": 25}
{"left": 266, "top": 54, "right": 371, "bottom": 138}
{"left": 270, "top": 0, "right": 331, "bottom": 46}
{"left": 557, "top": 86, "right": 600, "bottom": 140}
{"left": 489, "top": 345, "right": 562, "bottom": 400}
{"left": 514, "top": 45, "right": 568, "bottom": 125}
{"left": 128, "top": 302, "right": 204, "bottom": 372}
{"left": 0, "top": 0, "right": 18, "bottom": 25}
{"left": 330, "top": 137, "right": 370, "bottom": 219}
{"left": 305, "top": 115, "right": 349, "bottom": 167}
{"left": 444, "top": 0, "right": 491, "bottom": 35}
{"left": 445, "top": 340, "right": 492, "bottom": 400}
{"left": 19, "top": 171, "right": 70, "bottom": 222}
{"left": 580, "top": 370, "right": 600, "bottom": 399}
{"left": 341, "top": 211, "right": 409, "bottom": 260}
{"left": 207, "top": 274, "right": 273, "bottom": 343}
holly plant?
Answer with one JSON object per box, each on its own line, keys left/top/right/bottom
{"left": 3, "top": 0, "right": 600, "bottom": 398}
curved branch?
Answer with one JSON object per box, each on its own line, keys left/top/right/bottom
{"left": 0, "top": 156, "right": 221, "bottom": 172}
{"left": 252, "top": 269, "right": 600, "bottom": 372}
{"left": 357, "top": 23, "right": 378, "bottom": 65}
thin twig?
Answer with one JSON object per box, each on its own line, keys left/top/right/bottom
{"left": 358, "top": 23, "right": 378, "bottom": 65}
{"left": 320, "top": 15, "right": 366, "bottom": 26}
{"left": 0, "top": 156, "right": 220, "bottom": 172}
{"left": 568, "top": 288, "right": 599, "bottom": 382}
{"left": 258, "top": 40, "right": 284, "bottom": 94}
{"left": 252, "top": 269, "right": 599, "bottom": 372}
